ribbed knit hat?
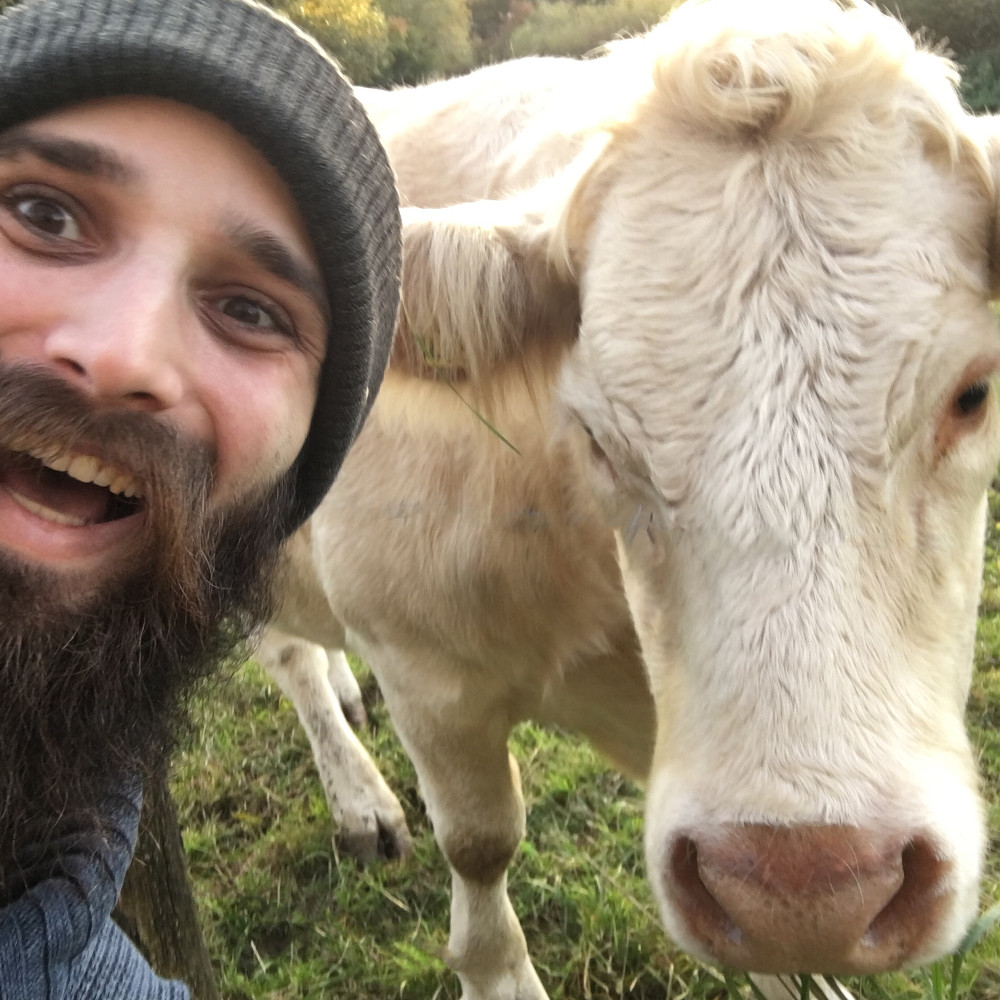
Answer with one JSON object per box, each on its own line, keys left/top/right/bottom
{"left": 0, "top": 0, "right": 401, "bottom": 536}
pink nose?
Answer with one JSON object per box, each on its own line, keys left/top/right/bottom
{"left": 666, "top": 824, "right": 950, "bottom": 974}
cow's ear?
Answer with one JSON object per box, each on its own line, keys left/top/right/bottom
{"left": 392, "top": 199, "right": 580, "bottom": 383}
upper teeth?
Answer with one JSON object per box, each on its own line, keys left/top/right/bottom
{"left": 11, "top": 438, "right": 142, "bottom": 498}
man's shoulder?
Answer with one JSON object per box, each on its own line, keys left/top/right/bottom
{"left": 69, "top": 917, "right": 190, "bottom": 1000}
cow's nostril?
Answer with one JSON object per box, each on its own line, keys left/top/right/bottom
{"left": 865, "top": 837, "right": 949, "bottom": 953}
{"left": 669, "top": 835, "right": 740, "bottom": 945}
{"left": 664, "top": 825, "right": 952, "bottom": 975}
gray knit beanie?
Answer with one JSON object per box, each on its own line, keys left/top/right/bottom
{"left": 0, "top": 0, "right": 401, "bottom": 536}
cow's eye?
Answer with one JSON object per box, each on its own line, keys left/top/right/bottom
{"left": 935, "top": 373, "right": 995, "bottom": 460}
{"left": 954, "top": 380, "right": 990, "bottom": 417}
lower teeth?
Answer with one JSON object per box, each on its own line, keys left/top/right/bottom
{"left": 4, "top": 486, "right": 87, "bottom": 527}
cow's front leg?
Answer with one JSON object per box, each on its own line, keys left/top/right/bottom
{"left": 372, "top": 653, "right": 548, "bottom": 1000}
{"left": 447, "top": 858, "right": 548, "bottom": 1000}
{"left": 257, "top": 629, "right": 412, "bottom": 862}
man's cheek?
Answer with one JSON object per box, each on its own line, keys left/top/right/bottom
{"left": 212, "top": 406, "right": 308, "bottom": 507}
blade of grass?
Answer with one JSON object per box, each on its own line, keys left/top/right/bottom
{"left": 724, "top": 970, "right": 752, "bottom": 1000}
{"left": 948, "top": 900, "right": 1000, "bottom": 1000}
{"left": 409, "top": 331, "right": 521, "bottom": 455}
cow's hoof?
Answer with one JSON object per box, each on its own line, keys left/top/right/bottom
{"left": 339, "top": 695, "right": 368, "bottom": 731}
{"left": 337, "top": 815, "right": 413, "bottom": 865}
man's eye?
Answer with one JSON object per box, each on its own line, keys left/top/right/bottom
{"left": 10, "top": 194, "right": 82, "bottom": 241}
{"left": 217, "top": 295, "right": 291, "bottom": 336}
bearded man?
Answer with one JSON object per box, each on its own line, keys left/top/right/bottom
{"left": 0, "top": 0, "right": 400, "bottom": 994}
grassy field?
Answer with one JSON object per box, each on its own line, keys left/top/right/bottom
{"left": 172, "top": 497, "right": 1000, "bottom": 1000}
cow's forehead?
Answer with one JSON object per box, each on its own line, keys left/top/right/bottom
{"left": 548, "top": 0, "right": 999, "bottom": 511}
{"left": 567, "top": 99, "right": 997, "bottom": 517}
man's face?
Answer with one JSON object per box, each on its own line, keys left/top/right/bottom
{"left": 0, "top": 96, "right": 329, "bottom": 885}
{"left": 0, "top": 95, "right": 327, "bottom": 592}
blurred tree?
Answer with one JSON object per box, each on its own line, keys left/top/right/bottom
{"left": 379, "top": 0, "right": 473, "bottom": 84}
{"left": 885, "top": 0, "right": 1000, "bottom": 111}
{"left": 959, "top": 49, "right": 1000, "bottom": 112}
{"left": 469, "top": 0, "right": 535, "bottom": 62}
{"left": 889, "top": 0, "right": 999, "bottom": 57}
{"left": 470, "top": 0, "right": 513, "bottom": 48}
{"left": 272, "top": 0, "right": 392, "bottom": 84}
{"left": 508, "top": 0, "right": 676, "bottom": 59}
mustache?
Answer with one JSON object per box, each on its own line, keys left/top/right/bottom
{"left": 0, "top": 362, "right": 215, "bottom": 494}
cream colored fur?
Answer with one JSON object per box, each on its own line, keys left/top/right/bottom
{"left": 265, "top": 1, "right": 1000, "bottom": 996}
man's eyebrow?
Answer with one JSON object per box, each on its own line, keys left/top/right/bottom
{"left": 225, "top": 221, "right": 329, "bottom": 321}
{"left": 0, "top": 128, "right": 138, "bottom": 185}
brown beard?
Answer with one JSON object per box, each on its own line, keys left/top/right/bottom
{"left": 0, "top": 365, "right": 292, "bottom": 902}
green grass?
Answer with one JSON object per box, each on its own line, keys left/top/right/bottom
{"left": 172, "top": 497, "right": 1000, "bottom": 999}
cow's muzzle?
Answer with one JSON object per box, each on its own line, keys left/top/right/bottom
{"left": 665, "top": 824, "right": 950, "bottom": 974}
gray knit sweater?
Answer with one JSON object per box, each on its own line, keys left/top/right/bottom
{"left": 0, "top": 784, "right": 188, "bottom": 999}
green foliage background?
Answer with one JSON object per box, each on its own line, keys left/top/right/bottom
{"left": 266, "top": 0, "right": 1000, "bottom": 108}
{"left": 0, "top": 0, "right": 996, "bottom": 103}
{"left": 506, "top": 0, "right": 677, "bottom": 59}
{"left": 885, "top": 0, "right": 1000, "bottom": 112}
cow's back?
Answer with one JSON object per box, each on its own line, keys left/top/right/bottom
{"left": 358, "top": 49, "right": 638, "bottom": 206}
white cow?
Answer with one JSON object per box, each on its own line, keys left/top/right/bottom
{"left": 262, "top": 0, "right": 1000, "bottom": 996}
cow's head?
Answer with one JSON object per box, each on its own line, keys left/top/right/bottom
{"left": 396, "top": 0, "right": 1000, "bottom": 975}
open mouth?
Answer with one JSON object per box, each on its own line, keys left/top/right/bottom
{"left": 0, "top": 437, "right": 145, "bottom": 527}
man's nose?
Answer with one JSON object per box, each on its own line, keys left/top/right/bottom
{"left": 43, "top": 263, "right": 189, "bottom": 412}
